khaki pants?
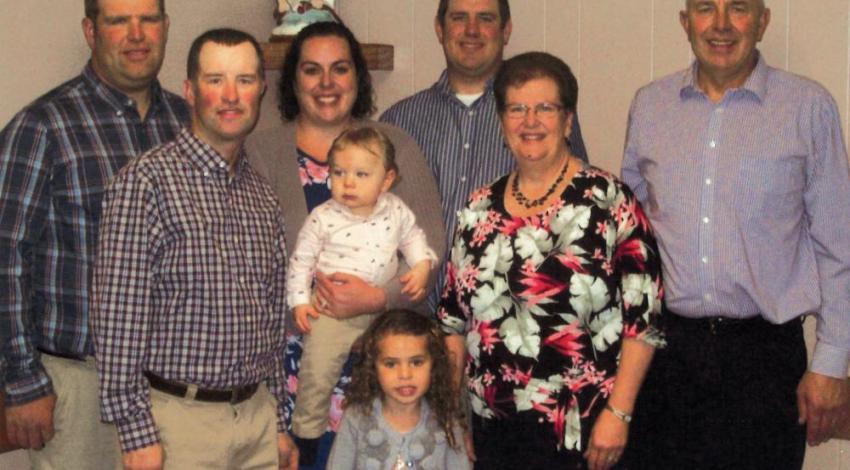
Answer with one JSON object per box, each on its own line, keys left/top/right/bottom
{"left": 150, "top": 384, "right": 279, "bottom": 469}
{"left": 29, "top": 354, "right": 120, "bottom": 470}
{"left": 292, "top": 312, "right": 376, "bottom": 439}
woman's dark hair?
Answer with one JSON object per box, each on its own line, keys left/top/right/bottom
{"left": 493, "top": 51, "right": 578, "bottom": 115}
{"left": 345, "top": 309, "right": 461, "bottom": 448}
{"left": 277, "top": 21, "right": 375, "bottom": 121}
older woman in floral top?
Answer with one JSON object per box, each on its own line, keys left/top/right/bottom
{"left": 438, "top": 52, "right": 665, "bottom": 470}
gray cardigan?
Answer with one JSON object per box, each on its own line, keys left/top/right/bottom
{"left": 245, "top": 119, "right": 445, "bottom": 320}
{"left": 327, "top": 398, "right": 471, "bottom": 470}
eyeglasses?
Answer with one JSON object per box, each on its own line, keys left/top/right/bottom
{"left": 504, "top": 102, "right": 564, "bottom": 119}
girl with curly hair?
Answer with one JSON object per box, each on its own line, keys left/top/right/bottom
{"left": 327, "top": 309, "right": 470, "bottom": 469}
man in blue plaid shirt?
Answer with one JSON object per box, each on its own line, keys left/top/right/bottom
{"left": 0, "top": 1, "right": 187, "bottom": 468}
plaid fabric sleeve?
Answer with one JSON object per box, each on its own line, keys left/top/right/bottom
{"left": 0, "top": 109, "right": 55, "bottom": 404}
{"left": 92, "top": 165, "right": 160, "bottom": 452}
{"left": 266, "top": 208, "right": 289, "bottom": 434}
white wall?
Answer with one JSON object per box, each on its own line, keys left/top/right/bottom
{"left": 2, "top": 1, "right": 849, "bottom": 468}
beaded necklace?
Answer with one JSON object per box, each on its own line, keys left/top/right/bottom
{"left": 510, "top": 157, "right": 570, "bottom": 208}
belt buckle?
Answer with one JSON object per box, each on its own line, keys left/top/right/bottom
{"left": 709, "top": 317, "right": 722, "bottom": 335}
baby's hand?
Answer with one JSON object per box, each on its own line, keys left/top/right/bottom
{"left": 400, "top": 260, "right": 431, "bottom": 302}
{"left": 294, "top": 304, "right": 321, "bottom": 334}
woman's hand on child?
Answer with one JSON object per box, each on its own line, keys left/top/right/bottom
{"left": 294, "top": 304, "right": 321, "bottom": 334}
{"left": 314, "top": 271, "right": 386, "bottom": 318}
{"left": 400, "top": 260, "right": 431, "bottom": 302}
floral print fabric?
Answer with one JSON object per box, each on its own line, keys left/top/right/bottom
{"left": 438, "top": 166, "right": 665, "bottom": 455}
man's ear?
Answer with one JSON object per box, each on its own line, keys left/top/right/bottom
{"left": 163, "top": 14, "right": 170, "bottom": 44}
{"left": 502, "top": 18, "right": 512, "bottom": 45}
{"left": 82, "top": 17, "right": 96, "bottom": 51}
{"left": 679, "top": 10, "right": 690, "bottom": 38}
{"left": 184, "top": 79, "right": 196, "bottom": 107}
{"left": 434, "top": 15, "right": 445, "bottom": 45}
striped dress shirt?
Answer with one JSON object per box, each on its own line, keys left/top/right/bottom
{"left": 622, "top": 52, "right": 850, "bottom": 377}
{"left": 380, "top": 70, "right": 588, "bottom": 307}
{"left": 0, "top": 64, "right": 188, "bottom": 405}
{"left": 92, "top": 129, "right": 289, "bottom": 452}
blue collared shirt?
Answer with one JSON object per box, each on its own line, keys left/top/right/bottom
{"left": 0, "top": 63, "right": 189, "bottom": 404}
{"left": 622, "top": 52, "right": 850, "bottom": 377}
{"left": 380, "top": 70, "right": 588, "bottom": 308}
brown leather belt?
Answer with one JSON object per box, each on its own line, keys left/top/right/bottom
{"left": 144, "top": 371, "right": 258, "bottom": 404}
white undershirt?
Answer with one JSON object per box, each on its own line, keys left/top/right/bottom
{"left": 455, "top": 92, "right": 484, "bottom": 107}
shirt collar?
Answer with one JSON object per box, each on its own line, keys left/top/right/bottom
{"left": 680, "top": 50, "right": 767, "bottom": 102}
{"left": 177, "top": 127, "right": 249, "bottom": 180}
{"left": 82, "top": 60, "right": 165, "bottom": 115}
{"left": 325, "top": 191, "right": 391, "bottom": 220}
{"left": 433, "top": 69, "right": 496, "bottom": 105}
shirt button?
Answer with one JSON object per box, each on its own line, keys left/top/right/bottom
{"left": 116, "top": 111, "right": 124, "bottom": 117}
{"left": 239, "top": 277, "right": 246, "bottom": 284}
{"left": 234, "top": 236, "right": 240, "bottom": 243}
{"left": 705, "top": 178, "right": 712, "bottom": 185}
{"left": 463, "top": 143, "right": 470, "bottom": 150}
{"left": 703, "top": 293, "right": 712, "bottom": 301}
{"left": 715, "top": 107, "right": 724, "bottom": 114}
{"left": 219, "top": 162, "right": 226, "bottom": 168}
{"left": 460, "top": 176, "right": 467, "bottom": 182}
{"left": 709, "top": 141, "right": 716, "bottom": 148}
{"left": 203, "top": 170, "right": 210, "bottom": 177}
{"left": 701, "top": 256, "right": 708, "bottom": 264}
{"left": 703, "top": 216, "right": 710, "bottom": 224}
{"left": 468, "top": 110, "right": 475, "bottom": 116}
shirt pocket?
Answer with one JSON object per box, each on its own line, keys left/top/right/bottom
{"left": 734, "top": 153, "right": 806, "bottom": 224}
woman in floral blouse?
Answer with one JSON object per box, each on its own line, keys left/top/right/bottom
{"left": 438, "top": 52, "right": 665, "bottom": 470}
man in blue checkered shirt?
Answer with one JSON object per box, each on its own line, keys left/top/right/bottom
{"left": 0, "top": 1, "right": 187, "bottom": 468}
{"left": 93, "top": 28, "right": 298, "bottom": 470}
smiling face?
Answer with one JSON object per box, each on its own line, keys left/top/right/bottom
{"left": 185, "top": 41, "right": 265, "bottom": 158}
{"left": 376, "top": 333, "right": 433, "bottom": 413}
{"left": 501, "top": 77, "right": 573, "bottom": 168}
{"left": 681, "top": 0, "right": 770, "bottom": 91}
{"left": 83, "top": 0, "right": 169, "bottom": 96}
{"left": 329, "top": 144, "right": 395, "bottom": 217}
{"left": 294, "top": 35, "right": 358, "bottom": 129}
{"left": 435, "top": 0, "right": 511, "bottom": 92}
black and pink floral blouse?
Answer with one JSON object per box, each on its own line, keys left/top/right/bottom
{"left": 438, "top": 166, "right": 665, "bottom": 454}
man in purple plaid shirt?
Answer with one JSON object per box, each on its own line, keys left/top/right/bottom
{"left": 92, "top": 29, "right": 299, "bottom": 470}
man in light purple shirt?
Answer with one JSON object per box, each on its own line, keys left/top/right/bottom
{"left": 621, "top": 1, "right": 850, "bottom": 469}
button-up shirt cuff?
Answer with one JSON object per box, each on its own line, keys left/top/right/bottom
{"left": 810, "top": 342, "right": 850, "bottom": 379}
{"left": 276, "top": 404, "right": 289, "bottom": 434}
{"left": 3, "top": 368, "right": 54, "bottom": 406}
{"left": 286, "top": 293, "right": 312, "bottom": 310}
{"left": 116, "top": 411, "right": 159, "bottom": 453}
